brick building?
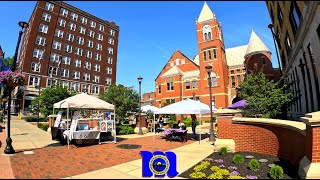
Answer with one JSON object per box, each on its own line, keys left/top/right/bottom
{"left": 141, "top": 92, "right": 156, "bottom": 106}
{"left": 15, "top": 1, "right": 119, "bottom": 111}
{"left": 155, "top": 2, "right": 280, "bottom": 112}
{"left": 266, "top": 1, "right": 320, "bottom": 119}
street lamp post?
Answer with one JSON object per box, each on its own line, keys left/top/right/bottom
{"left": 268, "top": 24, "right": 282, "bottom": 77}
{"left": 205, "top": 65, "right": 215, "bottom": 142}
{"left": 4, "top": 21, "right": 29, "bottom": 154}
{"left": 137, "top": 76, "right": 143, "bottom": 135}
{"left": 192, "top": 92, "right": 195, "bottom": 100}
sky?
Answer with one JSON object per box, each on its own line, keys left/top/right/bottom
{"left": 0, "top": 1, "right": 276, "bottom": 94}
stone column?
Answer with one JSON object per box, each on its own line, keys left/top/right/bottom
{"left": 299, "top": 111, "right": 320, "bottom": 178}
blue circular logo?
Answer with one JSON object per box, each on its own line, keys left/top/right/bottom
{"left": 149, "top": 155, "right": 170, "bottom": 175}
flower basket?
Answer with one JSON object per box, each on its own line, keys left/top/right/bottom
{"left": 0, "top": 70, "right": 25, "bottom": 88}
{"left": 4, "top": 78, "right": 19, "bottom": 88}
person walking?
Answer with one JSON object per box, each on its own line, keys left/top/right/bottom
{"left": 191, "top": 114, "right": 197, "bottom": 140}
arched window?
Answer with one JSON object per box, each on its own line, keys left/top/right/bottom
{"left": 204, "top": 33, "right": 208, "bottom": 41}
{"left": 202, "top": 25, "right": 212, "bottom": 41}
{"left": 210, "top": 72, "right": 218, "bottom": 87}
{"left": 208, "top": 32, "right": 212, "bottom": 40}
{"left": 166, "top": 77, "right": 174, "bottom": 91}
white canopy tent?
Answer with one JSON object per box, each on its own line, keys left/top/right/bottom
{"left": 53, "top": 93, "right": 116, "bottom": 148}
{"left": 140, "top": 105, "right": 159, "bottom": 140}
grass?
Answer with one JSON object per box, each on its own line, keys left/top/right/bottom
{"left": 37, "top": 123, "right": 49, "bottom": 131}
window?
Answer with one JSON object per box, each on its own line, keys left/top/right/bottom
{"left": 237, "top": 75, "right": 241, "bottom": 84}
{"left": 107, "top": 57, "right": 113, "bottom": 64}
{"left": 92, "top": 86, "right": 99, "bottom": 94}
{"left": 83, "top": 73, "right": 90, "bottom": 81}
{"left": 80, "top": 16, "right": 87, "bottom": 24}
{"left": 230, "top": 70, "right": 234, "bottom": 74}
{"left": 277, "top": 4, "right": 283, "bottom": 25}
{"left": 108, "top": 37, "right": 114, "bottom": 45}
{"left": 31, "top": 62, "right": 40, "bottom": 72}
{"left": 95, "top": 53, "right": 101, "bottom": 61}
{"left": 109, "top": 29, "right": 115, "bottom": 36}
{"left": 62, "top": 81, "right": 69, "bottom": 89}
{"left": 68, "top": 23, "right": 76, "bottom": 31}
{"left": 202, "top": 24, "right": 212, "bottom": 41}
{"left": 47, "top": 79, "right": 56, "bottom": 87}
{"left": 208, "top": 50, "right": 212, "bottom": 60}
{"left": 97, "top": 33, "right": 103, "bottom": 41}
{"left": 87, "top": 40, "right": 93, "bottom": 48}
{"left": 192, "top": 80, "right": 197, "bottom": 88}
{"left": 70, "top": 12, "right": 78, "bottom": 21}
{"left": 183, "top": 81, "right": 190, "bottom": 89}
{"left": 75, "top": 47, "right": 83, "bottom": 56}
{"left": 60, "top": 8, "right": 68, "bottom": 17}
{"left": 262, "top": 56, "right": 266, "bottom": 64}
{"left": 105, "top": 77, "right": 112, "bottom": 85}
{"left": 71, "top": 83, "right": 79, "bottom": 91}
{"left": 45, "top": 2, "right": 54, "bottom": 11}
{"left": 203, "top": 51, "right": 207, "bottom": 61}
{"left": 88, "top": 30, "right": 95, "bottom": 38}
{"left": 48, "top": 66, "right": 58, "bottom": 76}
{"left": 73, "top": 59, "right": 81, "bottom": 68}
{"left": 166, "top": 78, "right": 174, "bottom": 91}
{"left": 285, "top": 32, "right": 292, "bottom": 56}
{"left": 79, "top": 26, "right": 86, "bottom": 34}
{"left": 35, "top": 36, "right": 46, "bottom": 46}
{"left": 72, "top": 71, "right": 80, "bottom": 80}
{"left": 55, "top": 29, "right": 64, "bottom": 38}
{"left": 57, "top": 18, "right": 66, "bottom": 27}
{"left": 170, "top": 62, "right": 174, "bottom": 67}
{"left": 106, "top": 67, "right": 112, "bottom": 74}
{"left": 84, "top": 61, "right": 91, "bottom": 70}
{"left": 33, "top": 49, "right": 44, "bottom": 58}
{"left": 181, "top": 60, "right": 185, "bottom": 65}
{"left": 42, "top": 13, "right": 51, "bottom": 22}
{"left": 60, "top": 68, "right": 69, "bottom": 77}
{"left": 52, "top": 41, "right": 61, "bottom": 50}
{"left": 270, "top": 6, "right": 274, "bottom": 23}
{"left": 29, "top": 76, "right": 39, "bottom": 86}
{"left": 107, "top": 47, "right": 113, "bottom": 54}
{"left": 96, "top": 43, "right": 102, "bottom": 51}
{"left": 158, "top": 85, "right": 161, "bottom": 94}
{"left": 94, "top": 64, "right": 100, "bottom": 72}
{"left": 82, "top": 84, "right": 90, "bottom": 93}
{"left": 93, "top": 75, "right": 100, "bottom": 83}
{"left": 38, "top": 24, "right": 48, "bottom": 33}
{"left": 76, "top": 36, "right": 84, "bottom": 45}
{"left": 218, "top": 26, "right": 222, "bottom": 40}
{"left": 231, "top": 76, "right": 235, "bottom": 88}
{"left": 99, "top": 24, "right": 104, "bottom": 31}
{"left": 317, "top": 24, "right": 320, "bottom": 41}
{"left": 289, "top": 1, "right": 302, "bottom": 35}
{"left": 66, "top": 33, "right": 74, "bottom": 42}
{"left": 85, "top": 51, "right": 92, "bottom": 59}
{"left": 64, "top": 44, "right": 72, "bottom": 53}
{"left": 90, "top": 20, "right": 96, "bottom": 28}
{"left": 236, "top": 69, "right": 241, "bottom": 73}
{"left": 210, "top": 72, "right": 217, "bottom": 87}
{"left": 213, "top": 48, "right": 217, "bottom": 59}
{"left": 281, "top": 52, "right": 286, "bottom": 67}
{"left": 62, "top": 56, "right": 71, "bottom": 65}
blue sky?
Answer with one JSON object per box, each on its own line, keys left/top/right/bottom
{"left": 0, "top": 1, "right": 275, "bottom": 94}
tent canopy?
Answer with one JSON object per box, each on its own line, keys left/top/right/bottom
{"left": 228, "top": 99, "right": 248, "bottom": 109}
{"left": 154, "top": 99, "right": 217, "bottom": 115}
{"left": 53, "top": 93, "right": 115, "bottom": 110}
{"left": 141, "top": 105, "right": 159, "bottom": 113}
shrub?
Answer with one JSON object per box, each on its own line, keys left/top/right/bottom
{"left": 189, "top": 171, "right": 206, "bottom": 179}
{"left": 228, "top": 166, "right": 238, "bottom": 171}
{"left": 219, "top": 147, "right": 228, "bottom": 155}
{"left": 246, "top": 175, "right": 258, "bottom": 179}
{"left": 208, "top": 172, "right": 223, "bottom": 179}
{"left": 232, "top": 154, "right": 244, "bottom": 164}
{"left": 218, "top": 169, "right": 230, "bottom": 176}
{"left": 116, "top": 125, "right": 134, "bottom": 135}
{"left": 194, "top": 165, "right": 206, "bottom": 172}
{"left": 183, "top": 117, "right": 200, "bottom": 127}
{"left": 25, "top": 117, "right": 47, "bottom": 122}
{"left": 200, "top": 161, "right": 210, "bottom": 169}
{"left": 0, "top": 114, "right": 3, "bottom": 123}
{"left": 37, "top": 123, "right": 49, "bottom": 131}
{"left": 214, "top": 159, "right": 224, "bottom": 163}
{"left": 230, "top": 171, "right": 240, "bottom": 176}
{"left": 210, "top": 166, "right": 220, "bottom": 172}
{"left": 269, "top": 165, "right": 284, "bottom": 179}
{"left": 248, "top": 159, "right": 260, "bottom": 171}
{"left": 228, "top": 175, "right": 245, "bottom": 179}
{"left": 168, "top": 120, "right": 176, "bottom": 128}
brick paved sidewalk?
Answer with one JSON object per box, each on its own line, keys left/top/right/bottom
{"left": 0, "top": 123, "right": 14, "bottom": 179}
{"left": 10, "top": 135, "right": 194, "bottom": 179}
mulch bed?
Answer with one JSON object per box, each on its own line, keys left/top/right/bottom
{"left": 179, "top": 151, "right": 299, "bottom": 179}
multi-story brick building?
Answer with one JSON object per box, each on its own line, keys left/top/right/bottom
{"left": 155, "top": 2, "right": 280, "bottom": 114}
{"left": 15, "top": 1, "right": 119, "bottom": 111}
{"left": 266, "top": 1, "right": 320, "bottom": 119}
{"left": 141, "top": 92, "right": 156, "bottom": 106}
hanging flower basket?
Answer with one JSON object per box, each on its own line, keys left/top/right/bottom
{"left": 0, "top": 70, "right": 25, "bottom": 88}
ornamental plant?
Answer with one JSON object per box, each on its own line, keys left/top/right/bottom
{"left": 246, "top": 175, "right": 258, "bottom": 179}
{"left": 208, "top": 172, "right": 223, "bottom": 179}
{"left": 230, "top": 171, "right": 240, "bottom": 176}
{"left": 219, "top": 147, "right": 228, "bottom": 155}
{"left": 228, "top": 175, "right": 245, "bottom": 179}
{"left": 218, "top": 169, "right": 230, "bottom": 176}
{"left": 210, "top": 166, "right": 220, "bottom": 172}
{"left": 193, "top": 165, "right": 206, "bottom": 172}
{"left": 189, "top": 171, "right": 206, "bottom": 179}
{"left": 233, "top": 154, "right": 245, "bottom": 164}
{"left": 228, "top": 166, "right": 238, "bottom": 171}
{"left": 200, "top": 161, "right": 211, "bottom": 169}
{"left": 248, "top": 159, "right": 260, "bottom": 171}
{"left": 214, "top": 159, "right": 224, "bottom": 164}
{"left": 0, "top": 70, "right": 25, "bottom": 86}
{"left": 269, "top": 165, "right": 284, "bottom": 179}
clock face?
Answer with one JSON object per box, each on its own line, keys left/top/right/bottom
{"left": 203, "top": 25, "right": 211, "bottom": 33}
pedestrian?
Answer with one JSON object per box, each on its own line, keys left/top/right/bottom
{"left": 190, "top": 114, "right": 197, "bottom": 140}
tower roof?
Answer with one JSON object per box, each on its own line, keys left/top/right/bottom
{"left": 245, "top": 30, "right": 270, "bottom": 57}
{"left": 197, "top": 2, "right": 215, "bottom": 23}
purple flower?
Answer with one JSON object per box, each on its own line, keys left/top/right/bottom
{"left": 0, "top": 70, "right": 25, "bottom": 84}
{"left": 228, "top": 166, "right": 238, "bottom": 171}
{"left": 214, "top": 159, "right": 224, "bottom": 163}
{"left": 246, "top": 175, "right": 257, "bottom": 179}
{"left": 230, "top": 171, "right": 240, "bottom": 176}
{"left": 219, "top": 164, "right": 225, "bottom": 168}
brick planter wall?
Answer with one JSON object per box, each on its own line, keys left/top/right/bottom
{"left": 217, "top": 117, "right": 306, "bottom": 166}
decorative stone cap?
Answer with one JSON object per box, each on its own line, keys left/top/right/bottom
{"left": 301, "top": 111, "right": 320, "bottom": 126}
{"left": 48, "top": 114, "right": 57, "bottom": 117}
{"left": 214, "top": 109, "right": 241, "bottom": 116}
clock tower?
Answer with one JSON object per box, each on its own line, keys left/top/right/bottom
{"left": 195, "top": 2, "right": 229, "bottom": 108}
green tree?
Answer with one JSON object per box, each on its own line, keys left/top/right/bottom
{"left": 237, "top": 68, "right": 295, "bottom": 119}
{"left": 100, "top": 84, "right": 139, "bottom": 121}
{"left": 2, "top": 56, "right": 14, "bottom": 68}
{"left": 31, "top": 85, "right": 75, "bottom": 117}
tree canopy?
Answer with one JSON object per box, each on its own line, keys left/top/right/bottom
{"left": 2, "top": 56, "right": 14, "bottom": 68}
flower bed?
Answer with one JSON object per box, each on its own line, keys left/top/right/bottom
{"left": 179, "top": 151, "right": 299, "bottom": 179}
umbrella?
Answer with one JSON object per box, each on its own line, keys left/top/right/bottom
{"left": 228, "top": 100, "right": 248, "bottom": 109}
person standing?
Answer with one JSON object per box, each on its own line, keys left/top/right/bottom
{"left": 191, "top": 114, "right": 197, "bottom": 140}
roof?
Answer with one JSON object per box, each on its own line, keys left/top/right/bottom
{"left": 226, "top": 45, "right": 248, "bottom": 67}
{"left": 197, "top": 2, "right": 215, "bottom": 23}
{"left": 245, "top": 30, "right": 271, "bottom": 57}
{"left": 183, "top": 70, "right": 200, "bottom": 80}
{"left": 160, "top": 65, "right": 184, "bottom": 78}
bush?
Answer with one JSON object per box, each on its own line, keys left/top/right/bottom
{"left": 205, "top": 116, "right": 216, "bottom": 123}
{"left": 37, "top": 123, "right": 49, "bottom": 131}
{"left": 168, "top": 120, "right": 176, "bottom": 128}
{"left": 25, "top": 117, "right": 48, "bottom": 122}
{"left": 232, "top": 154, "right": 244, "bottom": 164}
{"left": 200, "top": 161, "right": 210, "bottom": 169}
{"left": 269, "top": 165, "right": 284, "bottom": 179}
{"left": 189, "top": 171, "right": 206, "bottom": 179}
{"left": 218, "top": 169, "right": 230, "bottom": 176}
{"left": 228, "top": 175, "right": 245, "bottom": 179}
{"left": 0, "top": 114, "right": 3, "bottom": 123}
{"left": 208, "top": 172, "right": 223, "bottom": 179}
{"left": 194, "top": 165, "right": 206, "bottom": 172}
{"left": 248, "top": 159, "right": 260, "bottom": 171}
{"left": 210, "top": 166, "right": 220, "bottom": 172}
{"left": 219, "top": 147, "right": 228, "bottom": 155}
{"left": 116, "top": 125, "right": 134, "bottom": 135}
{"left": 183, "top": 117, "right": 200, "bottom": 127}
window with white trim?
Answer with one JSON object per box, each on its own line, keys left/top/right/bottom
{"left": 52, "top": 41, "right": 61, "bottom": 50}
{"left": 106, "top": 67, "right": 112, "bottom": 74}
{"left": 72, "top": 71, "right": 80, "bottom": 79}
{"left": 107, "top": 57, "right": 113, "bottom": 64}
{"left": 57, "top": 18, "right": 66, "bottom": 27}
{"left": 94, "top": 64, "right": 100, "bottom": 72}
{"left": 84, "top": 61, "right": 91, "bottom": 70}
{"left": 54, "top": 29, "right": 64, "bottom": 38}
{"left": 75, "top": 47, "right": 83, "bottom": 56}
{"left": 64, "top": 44, "right": 72, "bottom": 53}
{"left": 96, "top": 43, "right": 102, "bottom": 51}
{"left": 211, "top": 72, "right": 218, "bottom": 87}
{"left": 60, "top": 68, "right": 69, "bottom": 77}
{"left": 108, "top": 37, "right": 114, "bottom": 45}
{"left": 88, "top": 30, "right": 95, "bottom": 38}
{"left": 109, "top": 29, "right": 115, "bottom": 36}
{"left": 90, "top": 20, "right": 96, "bottom": 28}
{"left": 82, "top": 84, "right": 90, "bottom": 93}
{"left": 85, "top": 50, "right": 92, "bottom": 59}
{"left": 33, "top": 49, "right": 44, "bottom": 58}
{"left": 97, "top": 33, "right": 103, "bottom": 41}
{"left": 83, "top": 73, "right": 90, "bottom": 81}
{"left": 60, "top": 8, "right": 68, "bottom": 17}
{"left": 71, "top": 82, "right": 79, "bottom": 91}
{"left": 76, "top": 36, "right": 84, "bottom": 45}
{"left": 78, "top": 26, "right": 86, "bottom": 34}
{"left": 38, "top": 24, "right": 48, "bottom": 33}
{"left": 66, "top": 33, "right": 74, "bottom": 42}
{"left": 73, "top": 59, "right": 81, "bottom": 68}
{"left": 29, "top": 76, "right": 39, "bottom": 86}
{"left": 93, "top": 75, "right": 100, "bottom": 83}
{"left": 45, "top": 2, "right": 54, "bottom": 11}
{"left": 80, "top": 16, "right": 87, "bottom": 24}
{"left": 35, "top": 36, "right": 46, "bottom": 46}
{"left": 68, "top": 23, "right": 76, "bottom": 31}
{"left": 105, "top": 77, "right": 112, "bottom": 85}
{"left": 99, "top": 24, "right": 104, "bottom": 32}
{"left": 92, "top": 85, "right": 99, "bottom": 94}
{"left": 62, "top": 56, "right": 71, "bottom": 65}
{"left": 42, "top": 13, "right": 51, "bottom": 22}
{"left": 48, "top": 66, "right": 58, "bottom": 76}
{"left": 170, "top": 62, "right": 174, "bottom": 67}
{"left": 47, "top": 79, "right": 56, "bottom": 87}
{"left": 31, "top": 62, "right": 40, "bottom": 72}
{"left": 175, "top": 58, "right": 180, "bottom": 66}
{"left": 70, "top": 12, "right": 78, "bottom": 21}
{"left": 107, "top": 47, "right": 113, "bottom": 54}
{"left": 95, "top": 53, "right": 101, "bottom": 61}
{"left": 50, "top": 53, "right": 60, "bottom": 62}
{"left": 62, "top": 81, "right": 69, "bottom": 89}
{"left": 87, "top": 40, "right": 93, "bottom": 48}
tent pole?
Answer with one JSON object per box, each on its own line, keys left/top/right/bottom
{"left": 199, "top": 113, "right": 201, "bottom": 144}
{"left": 153, "top": 113, "right": 155, "bottom": 141}
{"left": 67, "top": 107, "right": 69, "bottom": 150}
{"left": 114, "top": 109, "right": 116, "bottom": 143}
